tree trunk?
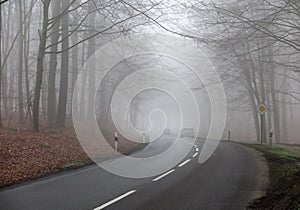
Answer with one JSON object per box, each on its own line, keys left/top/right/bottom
{"left": 17, "top": 0, "right": 24, "bottom": 125}
{"left": 71, "top": 24, "right": 78, "bottom": 116}
{"left": 270, "top": 70, "right": 281, "bottom": 143}
{"left": 266, "top": 80, "right": 272, "bottom": 138}
{"left": 0, "top": 2, "right": 4, "bottom": 128}
{"left": 2, "top": 1, "right": 11, "bottom": 119}
{"left": 47, "top": 0, "right": 61, "bottom": 128}
{"left": 55, "top": 0, "right": 70, "bottom": 128}
{"left": 280, "top": 74, "right": 288, "bottom": 142}
{"left": 249, "top": 91, "right": 260, "bottom": 141}
{"left": 87, "top": 1, "right": 96, "bottom": 119}
{"left": 79, "top": 41, "right": 86, "bottom": 119}
{"left": 268, "top": 47, "right": 281, "bottom": 143}
{"left": 32, "top": 0, "right": 50, "bottom": 132}
{"left": 23, "top": 1, "right": 34, "bottom": 128}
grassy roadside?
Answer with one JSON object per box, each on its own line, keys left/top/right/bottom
{"left": 246, "top": 144, "right": 300, "bottom": 210}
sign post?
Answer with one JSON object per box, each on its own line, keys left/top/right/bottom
{"left": 114, "top": 132, "right": 118, "bottom": 151}
{"left": 257, "top": 104, "right": 266, "bottom": 145}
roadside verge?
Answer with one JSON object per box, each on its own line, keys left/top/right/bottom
{"left": 0, "top": 128, "right": 145, "bottom": 189}
{"left": 245, "top": 144, "right": 300, "bottom": 209}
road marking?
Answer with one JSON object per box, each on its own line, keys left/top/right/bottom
{"left": 193, "top": 152, "right": 198, "bottom": 158}
{"left": 93, "top": 190, "right": 136, "bottom": 210}
{"left": 152, "top": 169, "right": 175, "bottom": 182}
{"left": 194, "top": 145, "right": 197, "bottom": 148}
{"left": 195, "top": 147, "right": 199, "bottom": 152}
{"left": 178, "top": 159, "right": 191, "bottom": 167}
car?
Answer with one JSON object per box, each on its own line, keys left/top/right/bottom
{"left": 164, "top": 128, "right": 171, "bottom": 135}
{"left": 180, "top": 128, "right": 195, "bottom": 138}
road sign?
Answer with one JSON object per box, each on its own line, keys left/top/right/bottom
{"left": 257, "top": 104, "right": 266, "bottom": 145}
{"left": 258, "top": 104, "right": 266, "bottom": 115}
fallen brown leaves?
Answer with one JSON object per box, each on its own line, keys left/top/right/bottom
{"left": 0, "top": 128, "right": 90, "bottom": 188}
{"left": 0, "top": 128, "right": 142, "bottom": 188}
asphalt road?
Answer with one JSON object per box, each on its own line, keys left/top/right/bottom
{"left": 0, "top": 138, "right": 267, "bottom": 210}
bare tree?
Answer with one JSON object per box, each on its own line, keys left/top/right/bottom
{"left": 47, "top": 0, "right": 61, "bottom": 128}
{"left": 0, "top": 0, "right": 4, "bottom": 128}
{"left": 32, "top": 0, "right": 51, "bottom": 131}
{"left": 17, "top": 0, "right": 24, "bottom": 124}
{"left": 55, "top": 0, "right": 70, "bottom": 128}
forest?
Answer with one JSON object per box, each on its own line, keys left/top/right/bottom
{"left": 0, "top": 1, "right": 300, "bottom": 208}
{"left": 0, "top": 0, "right": 298, "bottom": 143}
{"left": 0, "top": 0, "right": 299, "bottom": 154}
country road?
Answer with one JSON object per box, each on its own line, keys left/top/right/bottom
{"left": 0, "top": 138, "right": 268, "bottom": 210}
{"left": 0, "top": 0, "right": 298, "bottom": 208}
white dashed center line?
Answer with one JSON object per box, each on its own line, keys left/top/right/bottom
{"left": 94, "top": 144, "right": 201, "bottom": 209}
{"left": 178, "top": 159, "right": 191, "bottom": 167}
{"left": 152, "top": 169, "right": 175, "bottom": 182}
{"left": 93, "top": 190, "right": 136, "bottom": 210}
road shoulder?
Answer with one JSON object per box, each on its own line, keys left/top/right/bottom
{"left": 229, "top": 142, "right": 269, "bottom": 207}
{"left": 244, "top": 144, "right": 300, "bottom": 209}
